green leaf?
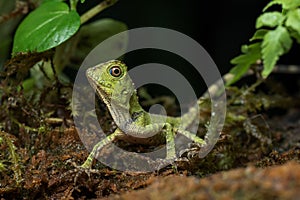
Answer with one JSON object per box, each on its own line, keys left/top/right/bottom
{"left": 263, "top": 0, "right": 300, "bottom": 11}
{"left": 241, "top": 44, "right": 249, "bottom": 54}
{"left": 289, "top": 29, "right": 300, "bottom": 44}
{"left": 250, "top": 29, "right": 268, "bottom": 41}
{"left": 261, "top": 26, "right": 292, "bottom": 78}
{"left": 278, "top": 0, "right": 300, "bottom": 9}
{"left": 42, "top": 0, "right": 63, "bottom": 4}
{"left": 13, "top": 1, "right": 80, "bottom": 54}
{"left": 286, "top": 9, "right": 300, "bottom": 34}
{"left": 263, "top": 1, "right": 282, "bottom": 12}
{"left": 256, "top": 12, "right": 284, "bottom": 29}
{"left": 228, "top": 43, "right": 261, "bottom": 85}
{"left": 81, "top": 0, "right": 86, "bottom": 3}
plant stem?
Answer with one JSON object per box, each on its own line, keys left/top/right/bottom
{"left": 80, "top": 0, "right": 118, "bottom": 24}
{"left": 70, "top": 0, "right": 78, "bottom": 11}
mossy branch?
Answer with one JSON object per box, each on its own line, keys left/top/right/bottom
{"left": 0, "top": 131, "right": 22, "bottom": 186}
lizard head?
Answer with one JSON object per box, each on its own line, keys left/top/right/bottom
{"left": 86, "top": 60, "right": 135, "bottom": 107}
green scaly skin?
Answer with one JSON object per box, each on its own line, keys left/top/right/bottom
{"left": 81, "top": 60, "right": 206, "bottom": 169}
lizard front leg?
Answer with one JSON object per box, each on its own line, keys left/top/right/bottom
{"left": 152, "top": 122, "right": 178, "bottom": 170}
{"left": 164, "top": 123, "right": 176, "bottom": 160}
{"left": 61, "top": 129, "right": 122, "bottom": 185}
{"left": 81, "top": 128, "right": 122, "bottom": 169}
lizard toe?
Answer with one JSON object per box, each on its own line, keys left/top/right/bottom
{"left": 61, "top": 159, "right": 101, "bottom": 187}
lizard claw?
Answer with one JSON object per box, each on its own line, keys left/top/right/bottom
{"left": 175, "top": 157, "right": 189, "bottom": 162}
{"left": 179, "top": 148, "right": 189, "bottom": 157}
{"left": 179, "top": 142, "right": 203, "bottom": 159}
{"left": 179, "top": 142, "right": 201, "bottom": 157}
{"left": 61, "top": 159, "right": 101, "bottom": 187}
{"left": 154, "top": 156, "right": 190, "bottom": 172}
{"left": 187, "top": 151, "right": 199, "bottom": 159}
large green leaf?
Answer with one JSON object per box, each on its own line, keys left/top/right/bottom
{"left": 13, "top": 1, "right": 80, "bottom": 54}
{"left": 256, "top": 12, "right": 284, "bottom": 29}
{"left": 261, "top": 26, "right": 292, "bottom": 78}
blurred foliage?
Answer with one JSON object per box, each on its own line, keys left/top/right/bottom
{"left": 229, "top": 0, "right": 300, "bottom": 85}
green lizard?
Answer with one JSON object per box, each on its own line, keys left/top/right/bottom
{"left": 73, "top": 61, "right": 300, "bottom": 172}
{"left": 81, "top": 60, "right": 218, "bottom": 170}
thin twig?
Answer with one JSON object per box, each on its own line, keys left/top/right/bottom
{"left": 80, "top": 0, "right": 118, "bottom": 24}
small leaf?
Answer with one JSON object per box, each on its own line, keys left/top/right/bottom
{"left": 263, "top": 1, "right": 282, "bottom": 12}
{"left": 13, "top": 1, "right": 80, "bottom": 54}
{"left": 231, "top": 43, "right": 261, "bottom": 65}
{"left": 241, "top": 44, "right": 250, "bottom": 54}
{"left": 228, "top": 43, "right": 261, "bottom": 85}
{"left": 286, "top": 9, "right": 300, "bottom": 34}
{"left": 250, "top": 29, "right": 268, "bottom": 41}
{"left": 81, "top": 0, "right": 86, "bottom": 3}
{"left": 264, "top": 0, "right": 300, "bottom": 10}
{"left": 261, "top": 26, "right": 292, "bottom": 78}
{"left": 256, "top": 12, "right": 284, "bottom": 29}
{"left": 290, "top": 29, "right": 300, "bottom": 44}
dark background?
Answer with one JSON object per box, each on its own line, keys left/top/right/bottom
{"left": 79, "top": 0, "right": 288, "bottom": 97}
{"left": 79, "top": 0, "right": 272, "bottom": 75}
{"left": 3, "top": 0, "right": 297, "bottom": 96}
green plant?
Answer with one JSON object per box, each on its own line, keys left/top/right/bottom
{"left": 10, "top": 0, "right": 127, "bottom": 90}
{"left": 228, "top": 0, "right": 300, "bottom": 85}
{"left": 13, "top": 0, "right": 117, "bottom": 54}
{"left": 0, "top": 131, "right": 22, "bottom": 186}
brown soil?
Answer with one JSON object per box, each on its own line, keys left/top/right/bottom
{"left": 1, "top": 56, "right": 300, "bottom": 199}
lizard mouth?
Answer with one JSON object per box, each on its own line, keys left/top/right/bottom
{"left": 88, "top": 79, "right": 112, "bottom": 108}
{"left": 86, "top": 68, "right": 106, "bottom": 93}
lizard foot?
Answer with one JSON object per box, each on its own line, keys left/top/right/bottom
{"left": 61, "top": 160, "right": 101, "bottom": 187}
{"left": 154, "top": 157, "right": 178, "bottom": 172}
{"left": 174, "top": 157, "right": 189, "bottom": 162}
{"left": 155, "top": 157, "right": 189, "bottom": 172}
{"left": 179, "top": 142, "right": 202, "bottom": 159}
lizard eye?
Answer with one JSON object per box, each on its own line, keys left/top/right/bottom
{"left": 109, "top": 66, "right": 122, "bottom": 77}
